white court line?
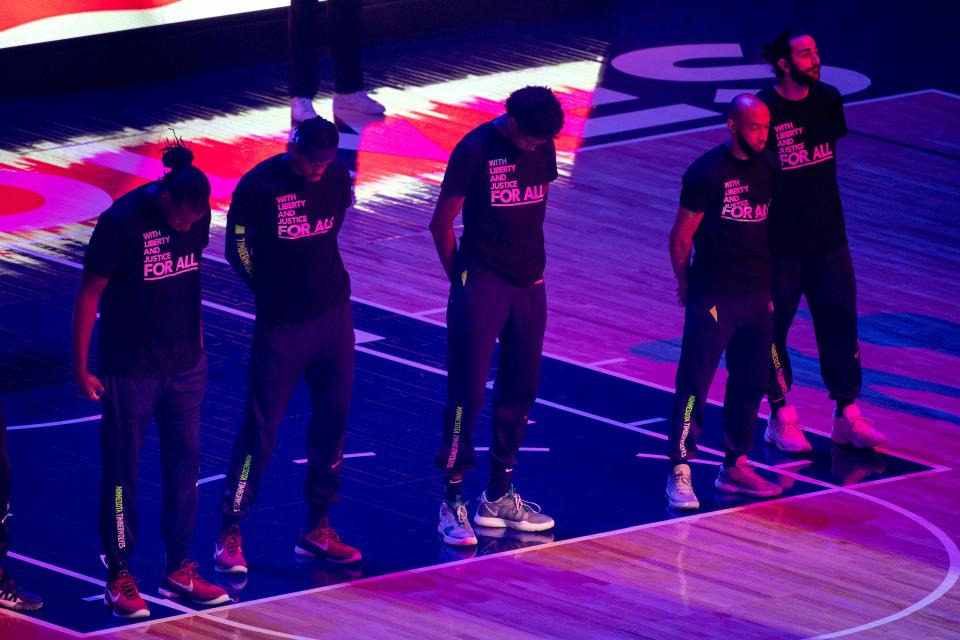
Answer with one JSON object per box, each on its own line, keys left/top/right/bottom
{"left": 82, "top": 594, "right": 103, "bottom": 601}
{"left": 774, "top": 459, "right": 814, "bottom": 470}
{"left": 14, "top": 244, "right": 952, "bottom": 472}
{"left": 7, "top": 551, "right": 193, "bottom": 613}
{"left": 293, "top": 452, "right": 376, "bottom": 464}
{"left": 929, "top": 89, "right": 960, "bottom": 100}
{"left": 196, "top": 474, "right": 226, "bottom": 485}
{"left": 413, "top": 306, "right": 448, "bottom": 316}
{"left": 474, "top": 447, "right": 549, "bottom": 452}
{"left": 8, "top": 414, "right": 101, "bottom": 431}
{"left": 0, "top": 609, "right": 83, "bottom": 638}
{"left": 12, "top": 242, "right": 959, "bottom": 639}
{"left": 627, "top": 417, "right": 666, "bottom": 427}
{"left": 577, "top": 89, "right": 949, "bottom": 153}
{"left": 635, "top": 452, "right": 720, "bottom": 466}
{"left": 588, "top": 357, "right": 626, "bottom": 367}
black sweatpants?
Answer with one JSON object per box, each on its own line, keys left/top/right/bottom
{"left": 99, "top": 355, "right": 207, "bottom": 577}
{"left": 436, "top": 264, "right": 547, "bottom": 474}
{"left": 669, "top": 291, "right": 773, "bottom": 464}
{"left": 0, "top": 404, "right": 10, "bottom": 568}
{"left": 767, "top": 245, "right": 861, "bottom": 405}
{"left": 289, "top": 0, "right": 364, "bottom": 97}
{"left": 221, "top": 301, "right": 354, "bottom": 530}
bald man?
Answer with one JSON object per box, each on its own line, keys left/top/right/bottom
{"left": 665, "top": 94, "right": 783, "bottom": 510}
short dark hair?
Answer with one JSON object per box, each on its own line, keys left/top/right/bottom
{"left": 762, "top": 29, "right": 811, "bottom": 79}
{"left": 295, "top": 116, "right": 339, "bottom": 152}
{"left": 505, "top": 86, "right": 564, "bottom": 140}
{"left": 158, "top": 137, "right": 210, "bottom": 210}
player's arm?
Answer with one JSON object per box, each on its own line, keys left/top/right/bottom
{"left": 668, "top": 205, "right": 704, "bottom": 307}
{"left": 428, "top": 191, "right": 464, "bottom": 280}
{"left": 225, "top": 175, "right": 259, "bottom": 290}
{"left": 72, "top": 270, "right": 109, "bottom": 401}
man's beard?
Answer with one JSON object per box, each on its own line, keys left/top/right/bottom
{"left": 789, "top": 65, "right": 819, "bottom": 87}
{"left": 736, "top": 131, "right": 760, "bottom": 158}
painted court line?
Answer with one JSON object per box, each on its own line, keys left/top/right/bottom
{"left": 627, "top": 417, "right": 667, "bottom": 427}
{"left": 635, "top": 452, "right": 720, "bottom": 466}
{"left": 8, "top": 414, "right": 101, "bottom": 431}
{"left": 577, "top": 89, "right": 948, "bottom": 153}
{"left": 197, "top": 474, "right": 226, "bottom": 485}
{"left": 588, "top": 357, "right": 626, "bottom": 366}
{"left": 474, "top": 447, "right": 549, "bottom": 452}
{"left": 7, "top": 552, "right": 193, "bottom": 614}
{"left": 293, "top": 452, "right": 376, "bottom": 464}
{"left": 13, "top": 244, "right": 950, "bottom": 473}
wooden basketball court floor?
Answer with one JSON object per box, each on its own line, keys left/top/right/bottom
{"left": 1, "top": 24, "right": 959, "bottom": 640}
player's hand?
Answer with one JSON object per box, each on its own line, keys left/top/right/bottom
{"left": 76, "top": 370, "right": 105, "bottom": 401}
{"left": 676, "top": 281, "right": 687, "bottom": 307}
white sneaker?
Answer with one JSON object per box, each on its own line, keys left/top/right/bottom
{"left": 291, "top": 96, "right": 318, "bottom": 126}
{"left": 764, "top": 405, "right": 813, "bottom": 452}
{"left": 438, "top": 498, "right": 478, "bottom": 546}
{"left": 333, "top": 90, "right": 385, "bottom": 115}
{"left": 666, "top": 463, "right": 700, "bottom": 510}
{"left": 832, "top": 404, "right": 886, "bottom": 448}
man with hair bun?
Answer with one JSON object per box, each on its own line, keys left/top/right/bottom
{"left": 665, "top": 94, "right": 784, "bottom": 510}
{"left": 758, "top": 30, "right": 886, "bottom": 452}
{"left": 215, "top": 116, "right": 361, "bottom": 574}
{"left": 429, "top": 86, "right": 564, "bottom": 547}
{"left": 74, "top": 140, "right": 227, "bottom": 618}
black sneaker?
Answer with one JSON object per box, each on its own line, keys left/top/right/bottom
{"left": 0, "top": 570, "right": 43, "bottom": 611}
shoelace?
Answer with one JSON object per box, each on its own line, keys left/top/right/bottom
{"left": 116, "top": 575, "right": 140, "bottom": 600}
{"left": 224, "top": 532, "right": 241, "bottom": 555}
{"left": 454, "top": 502, "right": 469, "bottom": 526}
{"left": 0, "top": 574, "right": 16, "bottom": 600}
{"left": 314, "top": 527, "right": 341, "bottom": 543}
{"left": 178, "top": 561, "right": 213, "bottom": 587}
{"left": 512, "top": 491, "right": 542, "bottom": 514}
{"left": 672, "top": 471, "right": 693, "bottom": 489}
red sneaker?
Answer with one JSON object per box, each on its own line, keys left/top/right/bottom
{"left": 104, "top": 571, "right": 150, "bottom": 619}
{"left": 214, "top": 524, "right": 248, "bottom": 574}
{"left": 160, "top": 560, "right": 230, "bottom": 605}
{"left": 294, "top": 526, "right": 362, "bottom": 564}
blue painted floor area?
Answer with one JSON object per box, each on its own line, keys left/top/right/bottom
{"left": 0, "top": 246, "right": 931, "bottom": 633}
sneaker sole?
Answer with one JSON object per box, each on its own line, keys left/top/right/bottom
{"left": 158, "top": 587, "right": 230, "bottom": 606}
{"left": 105, "top": 597, "right": 150, "bottom": 619}
{"left": 293, "top": 545, "right": 362, "bottom": 564}
{"left": 213, "top": 562, "right": 248, "bottom": 575}
{"left": 714, "top": 479, "right": 783, "bottom": 497}
{"left": 665, "top": 493, "right": 700, "bottom": 510}
{"left": 472, "top": 515, "right": 555, "bottom": 532}
{"left": 0, "top": 600, "right": 43, "bottom": 612}
{"left": 764, "top": 429, "right": 814, "bottom": 453}
{"left": 437, "top": 524, "right": 478, "bottom": 546}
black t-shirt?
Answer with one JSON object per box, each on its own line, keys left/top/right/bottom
{"left": 680, "top": 144, "right": 778, "bottom": 296}
{"left": 441, "top": 121, "right": 559, "bottom": 286}
{"left": 757, "top": 81, "right": 848, "bottom": 257}
{"left": 84, "top": 184, "right": 209, "bottom": 378}
{"left": 228, "top": 154, "right": 352, "bottom": 325}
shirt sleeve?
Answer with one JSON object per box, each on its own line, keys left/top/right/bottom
{"left": 83, "top": 210, "right": 125, "bottom": 278}
{"left": 440, "top": 137, "right": 482, "bottom": 196}
{"left": 227, "top": 172, "right": 261, "bottom": 229}
{"left": 545, "top": 139, "right": 559, "bottom": 183}
{"left": 828, "top": 84, "right": 848, "bottom": 140}
{"left": 679, "top": 162, "right": 707, "bottom": 213}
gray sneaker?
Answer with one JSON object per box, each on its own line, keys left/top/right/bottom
{"left": 438, "top": 498, "right": 478, "bottom": 546}
{"left": 473, "top": 486, "right": 555, "bottom": 532}
{"left": 715, "top": 456, "right": 783, "bottom": 498}
{"left": 666, "top": 463, "right": 700, "bottom": 510}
